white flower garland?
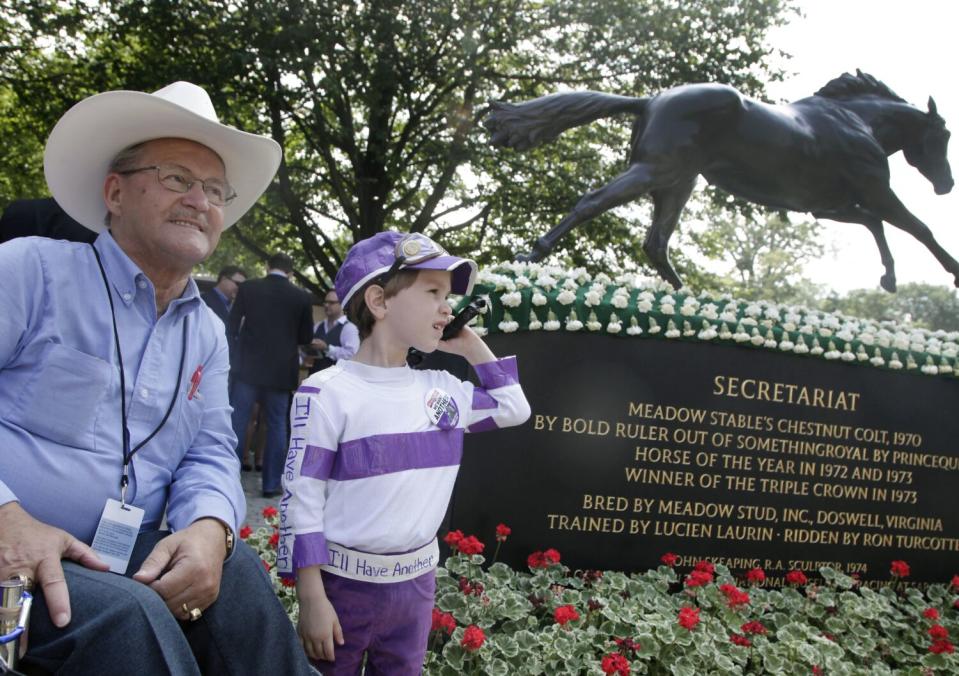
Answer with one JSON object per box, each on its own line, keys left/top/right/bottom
{"left": 468, "top": 263, "right": 956, "bottom": 378}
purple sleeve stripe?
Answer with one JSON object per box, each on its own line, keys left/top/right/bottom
{"left": 331, "top": 429, "right": 464, "bottom": 481}
{"left": 301, "top": 445, "right": 336, "bottom": 480}
{"left": 468, "top": 417, "right": 500, "bottom": 433}
{"left": 297, "top": 385, "right": 322, "bottom": 395}
{"left": 472, "top": 389, "right": 499, "bottom": 411}
{"left": 290, "top": 531, "right": 330, "bottom": 573}
{"left": 473, "top": 356, "right": 519, "bottom": 389}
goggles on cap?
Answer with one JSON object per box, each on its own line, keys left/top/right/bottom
{"left": 379, "top": 233, "right": 448, "bottom": 282}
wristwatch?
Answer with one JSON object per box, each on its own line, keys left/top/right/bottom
{"left": 224, "top": 524, "right": 235, "bottom": 557}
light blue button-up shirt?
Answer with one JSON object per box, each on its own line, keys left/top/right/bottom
{"left": 0, "top": 234, "right": 244, "bottom": 543}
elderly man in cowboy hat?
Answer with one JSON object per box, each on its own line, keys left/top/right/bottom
{"left": 0, "top": 82, "right": 313, "bottom": 674}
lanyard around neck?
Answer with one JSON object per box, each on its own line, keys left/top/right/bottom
{"left": 90, "top": 243, "right": 188, "bottom": 505}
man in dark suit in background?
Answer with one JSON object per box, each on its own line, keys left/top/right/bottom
{"left": 228, "top": 253, "right": 314, "bottom": 497}
{"left": 201, "top": 265, "right": 247, "bottom": 323}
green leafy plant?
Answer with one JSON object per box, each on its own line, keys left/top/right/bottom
{"left": 244, "top": 514, "right": 959, "bottom": 675}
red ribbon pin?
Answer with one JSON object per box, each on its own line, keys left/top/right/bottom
{"left": 187, "top": 365, "right": 203, "bottom": 400}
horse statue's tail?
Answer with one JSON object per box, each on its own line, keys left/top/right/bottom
{"left": 484, "top": 91, "right": 649, "bottom": 151}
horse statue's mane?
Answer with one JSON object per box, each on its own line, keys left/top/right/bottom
{"left": 815, "top": 70, "right": 905, "bottom": 103}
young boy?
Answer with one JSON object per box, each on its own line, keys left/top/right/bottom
{"left": 278, "top": 231, "right": 530, "bottom": 674}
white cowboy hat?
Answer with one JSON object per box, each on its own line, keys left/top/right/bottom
{"left": 43, "top": 81, "right": 281, "bottom": 232}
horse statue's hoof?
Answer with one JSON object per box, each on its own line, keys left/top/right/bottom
{"left": 515, "top": 244, "right": 546, "bottom": 263}
{"left": 880, "top": 274, "right": 897, "bottom": 293}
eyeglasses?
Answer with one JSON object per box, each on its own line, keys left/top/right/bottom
{"left": 322, "top": 299, "right": 340, "bottom": 306}
{"left": 118, "top": 164, "right": 237, "bottom": 206}
{"left": 228, "top": 277, "right": 245, "bottom": 285}
{"left": 380, "top": 233, "right": 447, "bottom": 281}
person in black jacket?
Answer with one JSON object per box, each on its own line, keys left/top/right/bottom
{"left": 201, "top": 265, "right": 246, "bottom": 324}
{"left": 228, "top": 253, "right": 314, "bottom": 497}
{"left": 0, "top": 197, "right": 96, "bottom": 245}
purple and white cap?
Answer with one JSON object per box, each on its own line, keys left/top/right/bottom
{"left": 335, "top": 231, "right": 477, "bottom": 306}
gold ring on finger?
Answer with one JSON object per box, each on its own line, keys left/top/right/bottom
{"left": 11, "top": 573, "right": 35, "bottom": 592}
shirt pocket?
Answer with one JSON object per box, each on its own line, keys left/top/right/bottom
{"left": 174, "top": 394, "right": 205, "bottom": 453}
{"left": 9, "top": 342, "right": 113, "bottom": 449}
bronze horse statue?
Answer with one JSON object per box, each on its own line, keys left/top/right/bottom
{"left": 484, "top": 71, "right": 955, "bottom": 292}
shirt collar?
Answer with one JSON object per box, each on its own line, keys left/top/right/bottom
{"left": 339, "top": 359, "right": 413, "bottom": 384}
{"left": 268, "top": 269, "right": 288, "bottom": 278}
{"left": 93, "top": 232, "right": 201, "bottom": 311}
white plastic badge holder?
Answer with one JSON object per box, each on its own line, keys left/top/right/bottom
{"left": 91, "top": 499, "right": 145, "bottom": 574}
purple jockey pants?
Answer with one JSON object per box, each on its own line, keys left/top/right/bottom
{"left": 314, "top": 569, "right": 436, "bottom": 675}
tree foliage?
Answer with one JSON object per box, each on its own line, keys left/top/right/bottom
{"left": 683, "top": 201, "right": 827, "bottom": 304}
{"left": 2, "top": 0, "right": 796, "bottom": 294}
{"left": 821, "top": 283, "right": 959, "bottom": 332}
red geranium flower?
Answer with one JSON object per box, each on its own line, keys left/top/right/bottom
{"left": 746, "top": 567, "right": 766, "bottom": 584}
{"left": 443, "top": 530, "right": 464, "bottom": 548}
{"left": 660, "top": 552, "right": 678, "bottom": 567}
{"left": 528, "top": 549, "right": 561, "bottom": 569}
{"left": 719, "top": 583, "right": 750, "bottom": 609}
{"left": 239, "top": 525, "right": 252, "bottom": 539}
{"left": 554, "top": 604, "right": 580, "bottom": 626}
{"left": 431, "top": 608, "right": 456, "bottom": 635}
{"left": 495, "top": 523, "right": 511, "bottom": 542}
{"left": 269, "top": 532, "right": 279, "bottom": 548}
{"left": 261, "top": 558, "right": 271, "bottom": 572}
{"left": 923, "top": 607, "right": 940, "bottom": 621}
{"left": 890, "top": 560, "right": 910, "bottom": 578}
{"left": 951, "top": 574, "right": 959, "bottom": 590}
{"left": 678, "top": 606, "right": 700, "bottom": 631}
{"left": 684, "top": 570, "right": 713, "bottom": 588}
{"left": 812, "top": 667, "right": 823, "bottom": 676}
{"left": 461, "top": 624, "right": 485, "bottom": 651}
{"left": 262, "top": 505, "right": 278, "bottom": 519}
{"left": 280, "top": 577, "right": 296, "bottom": 588}
{"left": 821, "top": 632, "right": 836, "bottom": 642}
{"left": 693, "top": 560, "right": 715, "bottom": 575}
{"left": 457, "top": 535, "right": 485, "bottom": 556}
{"left": 929, "top": 624, "right": 949, "bottom": 641}
{"left": 785, "top": 569, "right": 808, "bottom": 586}
{"left": 730, "top": 633, "right": 751, "bottom": 647}
{"left": 601, "top": 653, "right": 630, "bottom": 675}
{"left": 741, "top": 620, "right": 767, "bottom": 635}
{"left": 929, "top": 639, "right": 955, "bottom": 654}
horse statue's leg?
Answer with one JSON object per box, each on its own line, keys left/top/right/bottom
{"left": 814, "top": 207, "right": 897, "bottom": 292}
{"left": 515, "top": 162, "right": 668, "bottom": 263}
{"left": 862, "top": 186, "right": 959, "bottom": 288}
{"left": 642, "top": 178, "right": 697, "bottom": 290}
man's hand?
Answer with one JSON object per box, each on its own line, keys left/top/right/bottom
{"left": 0, "top": 502, "right": 109, "bottom": 627}
{"left": 311, "top": 338, "right": 328, "bottom": 352}
{"left": 132, "top": 518, "right": 228, "bottom": 619}
{"left": 296, "top": 566, "right": 344, "bottom": 662}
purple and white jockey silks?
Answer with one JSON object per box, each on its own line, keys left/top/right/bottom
{"left": 277, "top": 356, "right": 530, "bottom": 581}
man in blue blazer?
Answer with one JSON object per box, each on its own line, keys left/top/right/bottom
{"left": 201, "top": 265, "right": 246, "bottom": 323}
